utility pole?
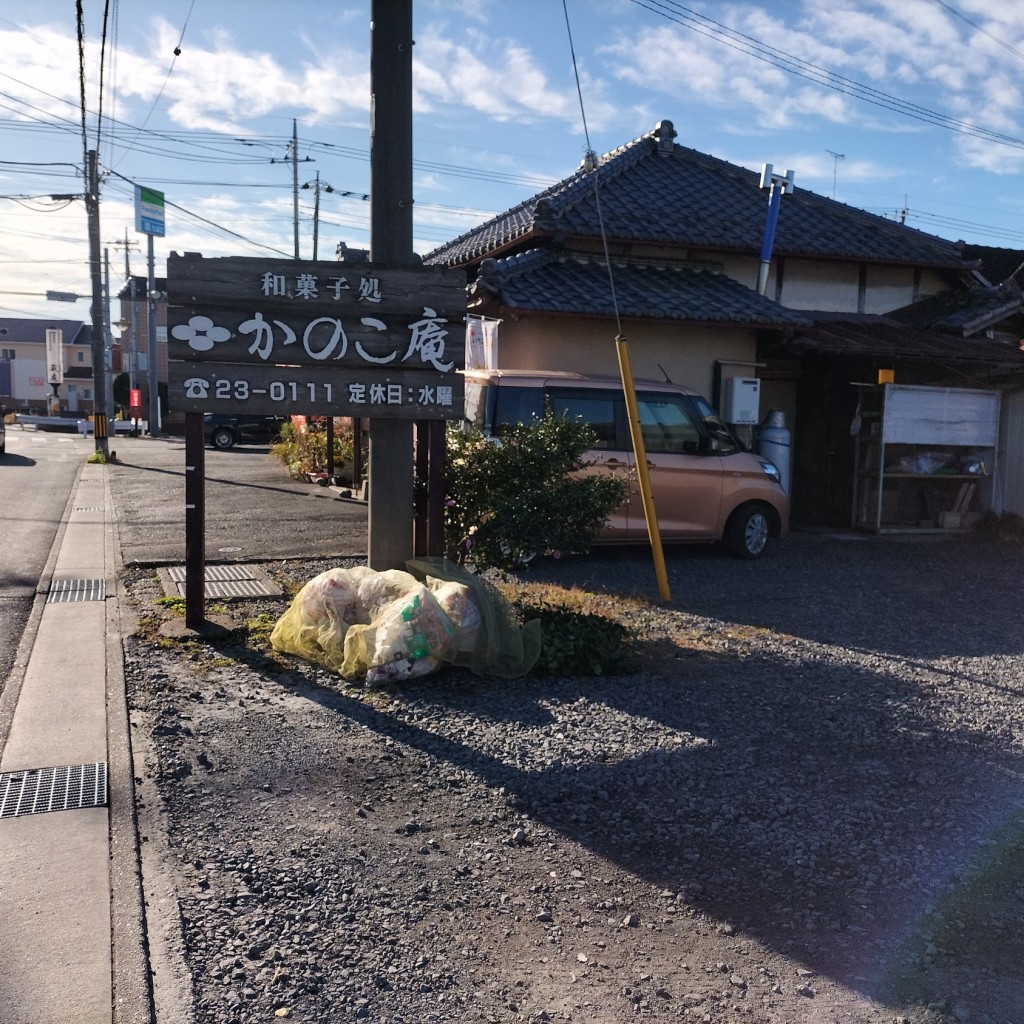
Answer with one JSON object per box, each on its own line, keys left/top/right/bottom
{"left": 312, "top": 172, "right": 321, "bottom": 260}
{"left": 85, "top": 150, "right": 109, "bottom": 455}
{"left": 147, "top": 234, "right": 160, "bottom": 437}
{"left": 109, "top": 228, "right": 141, "bottom": 392}
{"left": 102, "top": 247, "right": 114, "bottom": 420}
{"left": 291, "top": 119, "right": 300, "bottom": 259}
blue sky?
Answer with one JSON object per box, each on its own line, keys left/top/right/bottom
{"left": 2, "top": 0, "right": 1024, "bottom": 321}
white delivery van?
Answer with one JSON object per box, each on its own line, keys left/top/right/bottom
{"left": 462, "top": 369, "right": 789, "bottom": 558}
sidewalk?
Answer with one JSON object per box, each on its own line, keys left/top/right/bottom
{"left": 0, "top": 462, "right": 150, "bottom": 1024}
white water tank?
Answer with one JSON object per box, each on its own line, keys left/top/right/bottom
{"left": 757, "top": 409, "right": 792, "bottom": 495}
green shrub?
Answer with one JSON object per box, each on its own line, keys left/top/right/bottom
{"left": 512, "top": 598, "right": 639, "bottom": 676}
{"left": 269, "top": 417, "right": 354, "bottom": 478}
{"left": 444, "top": 415, "right": 628, "bottom": 572}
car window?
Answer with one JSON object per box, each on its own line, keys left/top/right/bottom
{"left": 492, "top": 385, "right": 544, "bottom": 436}
{"left": 636, "top": 393, "right": 701, "bottom": 453}
{"left": 546, "top": 389, "right": 617, "bottom": 449}
{"left": 692, "top": 395, "right": 743, "bottom": 454}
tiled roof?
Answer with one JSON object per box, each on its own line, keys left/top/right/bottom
{"left": 778, "top": 311, "right": 1024, "bottom": 365}
{"left": 425, "top": 120, "right": 970, "bottom": 271}
{"left": 959, "top": 245, "right": 1024, "bottom": 286}
{"left": 887, "top": 283, "right": 1024, "bottom": 335}
{"left": 470, "top": 249, "right": 812, "bottom": 327}
{"left": 0, "top": 318, "right": 90, "bottom": 345}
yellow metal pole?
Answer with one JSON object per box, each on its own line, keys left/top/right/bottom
{"left": 615, "top": 335, "right": 671, "bottom": 602}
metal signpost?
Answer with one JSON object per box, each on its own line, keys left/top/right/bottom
{"left": 167, "top": 253, "right": 465, "bottom": 627}
{"left": 135, "top": 185, "right": 165, "bottom": 437}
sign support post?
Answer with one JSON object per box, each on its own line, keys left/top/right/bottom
{"left": 184, "top": 413, "right": 206, "bottom": 629}
{"left": 368, "top": 0, "right": 416, "bottom": 571}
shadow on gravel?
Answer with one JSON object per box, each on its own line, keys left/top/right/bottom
{"left": 174, "top": 532, "right": 1024, "bottom": 1019}
{"left": 268, "top": 640, "right": 1024, "bottom": 1016}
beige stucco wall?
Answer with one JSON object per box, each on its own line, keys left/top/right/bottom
{"left": 780, "top": 260, "right": 860, "bottom": 311}
{"left": 709, "top": 252, "right": 954, "bottom": 315}
{"left": 489, "top": 313, "right": 758, "bottom": 401}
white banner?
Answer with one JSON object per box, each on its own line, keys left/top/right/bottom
{"left": 45, "top": 328, "right": 64, "bottom": 386}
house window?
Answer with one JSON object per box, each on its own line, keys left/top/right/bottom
{"left": 0, "top": 349, "right": 14, "bottom": 359}
{"left": 77, "top": 351, "right": 85, "bottom": 363}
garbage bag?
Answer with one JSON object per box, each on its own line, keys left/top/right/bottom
{"left": 270, "top": 560, "right": 540, "bottom": 683}
{"left": 407, "top": 557, "right": 541, "bottom": 678}
{"left": 346, "top": 588, "right": 455, "bottom": 687}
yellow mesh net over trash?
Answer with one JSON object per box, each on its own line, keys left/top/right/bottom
{"left": 270, "top": 558, "right": 541, "bottom": 684}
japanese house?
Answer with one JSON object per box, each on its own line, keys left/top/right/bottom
{"left": 423, "top": 119, "right": 1024, "bottom": 530}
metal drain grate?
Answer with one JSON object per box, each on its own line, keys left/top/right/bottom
{"left": 203, "top": 579, "right": 278, "bottom": 598}
{"left": 167, "top": 565, "right": 257, "bottom": 582}
{"left": 164, "top": 564, "right": 280, "bottom": 599}
{"left": 0, "top": 763, "right": 108, "bottom": 818}
{"left": 47, "top": 578, "right": 106, "bottom": 603}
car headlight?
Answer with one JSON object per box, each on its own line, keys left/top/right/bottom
{"left": 759, "top": 460, "right": 781, "bottom": 484}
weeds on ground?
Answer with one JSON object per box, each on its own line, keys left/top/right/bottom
{"left": 499, "top": 582, "right": 642, "bottom": 677}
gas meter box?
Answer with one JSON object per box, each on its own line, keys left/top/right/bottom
{"left": 723, "top": 377, "right": 760, "bottom": 425}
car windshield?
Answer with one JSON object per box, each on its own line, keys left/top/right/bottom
{"left": 693, "top": 396, "right": 743, "bottom": 454}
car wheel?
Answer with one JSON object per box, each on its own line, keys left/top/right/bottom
{"left": 211, "top": 427, "right": 236, "bottom": 450}
{"left": 725, "top": 504, "right": 770, "bottom": 559}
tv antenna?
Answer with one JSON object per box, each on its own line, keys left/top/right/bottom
{"left": 826, "top": 149, "right": 845, "bottom": 199}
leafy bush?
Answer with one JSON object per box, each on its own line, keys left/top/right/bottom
{"left": 444, "top": 414, "right": 628, "bottom": 572}
{"left": 270, "top": 417, "right": 354, "bottom": 479}
{"left": 511, "top": 597, "right": 639, "bottom": 676}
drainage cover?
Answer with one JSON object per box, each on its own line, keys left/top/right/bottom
{"left": 161, "top": 564, "right": 282, "bottom": 600}
{"left": 0, "top": 763, "right": 108, "bottom": 818}
{"left": 47, "top": 578, "right": 106, "bottom": 602}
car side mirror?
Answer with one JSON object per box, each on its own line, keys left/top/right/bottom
{"left": 696, "top": 436, "right": 722, "bottom": 456}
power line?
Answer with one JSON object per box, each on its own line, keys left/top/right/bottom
{"left": 630, "top": 0, "right": 1024, "bottom": 151}
{"left": 929, "top": 0, "right": 1024, "bottom": 65}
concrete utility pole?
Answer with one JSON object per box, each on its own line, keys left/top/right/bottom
{"left": 85, "top": 150, "right": 109, "bottom": 455}
{"left": 146, "top": 235, "right": 160, "bottom": 437}
{"left": 291, "top": 119, "right": 300, "bottom": 260}
{"left": 102, "top": 247, "right": 115, "bottom": 420}
{"left": 367, "top": 0, "right": 417, "bottom": 570}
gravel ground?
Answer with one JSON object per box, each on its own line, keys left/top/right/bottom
{"left": 120, "top": 531, "right": 1024, "bottom": 1024}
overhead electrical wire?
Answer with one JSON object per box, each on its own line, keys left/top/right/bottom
{"left": 95, "top": 0, "right": 111, "bottom": 152}
{"left": 112, "top": 0, "right": 195, "bottom": 165}
{"left": 104, "top": 170, "right": 294, "bottom": 258}
{"left": 629, "top": 0, "right": 1024, "bottom": 152}
{"left": 562, "top": 0, "right": 620, "bottom": 336}
{"left": 929, "top": 0, "right": 1024, "bottom": 65}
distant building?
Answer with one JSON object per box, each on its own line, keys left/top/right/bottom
{"left": 0, "top": 318, "right": 95, "bottom": 414}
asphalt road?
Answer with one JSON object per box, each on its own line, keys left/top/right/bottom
{"left": 0, "top": 427, "right": 86, "bottom": 685}
{"left": 106, "top": 433, "right": 368, "bottom": 565}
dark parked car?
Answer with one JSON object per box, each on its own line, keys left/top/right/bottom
{"left": 203, "top": 414, "right": 287, "bottom": 450}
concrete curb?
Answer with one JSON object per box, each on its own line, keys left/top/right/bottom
{"left": 104, "top": 466, "right": 156, "bottom": 1024}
